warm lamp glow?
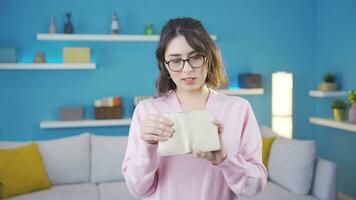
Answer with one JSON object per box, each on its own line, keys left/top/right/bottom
{"left": 272, "top": 116, "right": 293, "bottom": 138}
{"left": 272, "top": 71, "right": 293, "bottom": 138}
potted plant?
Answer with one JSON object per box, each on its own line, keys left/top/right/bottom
{"left": 319, "top": 73, "right": 337, "bottom": 91}
{"left": 348, "top": 90, "right": 356, "bottom": 124}
{"left": 331, "top": 99, "right": 346, "bottom": 121}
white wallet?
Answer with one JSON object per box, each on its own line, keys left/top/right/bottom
{"left": 157, "top": 110, "right": 221, "bottom": 156}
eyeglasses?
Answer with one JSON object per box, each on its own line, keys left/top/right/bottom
{"left": 165, "top": 55, "right": 206, "bottom": 72}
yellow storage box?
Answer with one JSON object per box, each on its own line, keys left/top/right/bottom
{"left": 63, "top": 47, "right": 90, "bottom": 63}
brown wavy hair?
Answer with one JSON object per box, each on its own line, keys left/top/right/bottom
{"left": 155, "top": 17, "right": 227, "bottom": 96}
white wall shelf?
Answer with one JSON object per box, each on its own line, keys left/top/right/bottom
{"left": 217, "top": 88, "right": 264, "bottom": 96}
{"left": 40, "top": 118, "right": 131, "bottom": 129}
{"left": 37, "top": 33, "right": 217, "bottom": 42}
{"left": 0, "top": 63, "right": 96, "bottom": 70}
{"left": 309, "top": 90, "right": 347, "bottom": 97}
{"left": 309, "top": 117, "right": 356, "bottom": 132}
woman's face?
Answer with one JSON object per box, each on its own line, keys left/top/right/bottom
{"left": 164, "top": 35, "right": 208, "bottom": 93}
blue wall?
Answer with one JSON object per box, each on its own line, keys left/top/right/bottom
{"left": 315, "top": 0, "right": 356, "bottom": 197}
{"left": 2, "top": 0, "right": 355, "bottom": 197}
{"left": 0, "top": 0, "right": 316, "bottom": 140}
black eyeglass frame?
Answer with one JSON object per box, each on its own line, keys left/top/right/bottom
{"left": 164, "top": 55, "right": 207, "bottom": 72}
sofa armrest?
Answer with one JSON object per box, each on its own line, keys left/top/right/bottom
{"left": 311, "top": 158, "right": 337, "bottom": 200}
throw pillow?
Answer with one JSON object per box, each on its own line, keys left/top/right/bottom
{"left": 0, "top": 181, "right": 3, "bottom": 198}
{"left": 91, "top": 135, "right": 128, "bottom": 183}
{"left": 36, "top": 133, "right": 91, "bottom": 185}
{"left": 0, "top": 143, "right": 51, "bottom": 198}
{"left": 262, "top": 136, "right": 276, "bottom": 167}
{"left": 268, "top": 138, "right": 316, "bottom": 195}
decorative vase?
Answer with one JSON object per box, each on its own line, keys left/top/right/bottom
{"left": 349, "top": 103, "right": 356, "bottom": 124}
{"left": 64, "top": 12, "right": 74, "bottom": 34}
{"left": 333, "top": 108, "right": 345, "bottom": 121}
{"left": 33, "top": 51, "right": 46, "bottom": 63}
{"left": 49, "top": 16, "right": 57, "bottom": 34}
{"left": 319, "top": 82, "right": 337, "bottom": 91}
{"left": 111, "top": 12, "right": 119, "bottom": 34}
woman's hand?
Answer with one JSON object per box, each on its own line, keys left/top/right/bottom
{"left": 141, "top": 114, "right": 175, "bottom": 145}
{"left": 193, "top": 119, "right": 227, "bottom": 165}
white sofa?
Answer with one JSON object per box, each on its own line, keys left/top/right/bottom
{"left": 0, "top": 128, "right": 337, "bottom": 200}
{"left": 243, "top": 127, "right": 338, "bottom": 200}
{"left": 0, "top": 133, "right": 137, "bottom": 200}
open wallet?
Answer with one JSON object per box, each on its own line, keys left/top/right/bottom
{"left": 157, "top": 110, "right": 221, "bottom": 156}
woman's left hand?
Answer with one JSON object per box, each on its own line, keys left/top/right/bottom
{"left": 193, "top": 119, "right": 227, "bottom": 165}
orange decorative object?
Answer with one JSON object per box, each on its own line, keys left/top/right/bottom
{"left": 113, "top": 96, "right": 122, "bottom": 106}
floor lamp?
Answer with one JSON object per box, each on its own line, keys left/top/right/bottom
{"left": 272, "top": 71, "right": 293, "bottom": 138}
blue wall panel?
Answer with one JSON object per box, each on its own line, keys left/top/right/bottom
{"left": 0, "top": 0, "right": 315, "bottom": 141}
{"left": 315, "top": 0, "right": 356, "bottom": 197}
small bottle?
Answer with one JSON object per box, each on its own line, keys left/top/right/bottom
{"left": 111, "top": 12, "right": 119, "bottom": 34}
{"left": 64, "top": 12, "right": 74, "bottom": 34}
{"left": 49, "top": 16, "right": 57, "bottom": 34}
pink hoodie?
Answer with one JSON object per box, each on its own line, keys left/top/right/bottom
{"left": 122, "top": 89, "right": 267, "bottom": 200}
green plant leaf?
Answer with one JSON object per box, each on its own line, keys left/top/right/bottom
{"left": 331, "top": 99, "right": 347, "bottom": 109}
{"left": 349, "top": 90, "right": 356, "bottom": 103}
{"left": 323, "top": 73, "right": 336, "bottom": 83}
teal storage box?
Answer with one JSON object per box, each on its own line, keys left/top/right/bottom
{"left": 0, "top": 48, "right": 17, "bottom": 63}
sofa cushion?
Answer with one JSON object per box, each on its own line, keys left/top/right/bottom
{"left": 242, "top": 181, "right": 319, "bottom": 200}
{"left": 0, "top": 143, "right": 51, "bottom": 198}
{"left": 268, "top": 138, "right": 316, "bottom": 195}
{"left": 311, "top": 158, "right": 338, "bottom": 200}
{"left": 259, "top": 126, "right": 279, "bottom": 137}
{"left": 98, "top": 181, "right": 137, "bottom": 200}
{"left": 37, "top": 133, "right": 90, "bottom": 185}
{"left": 91, "top": 135, "right": 128, "bottom": 183}
{"left": 262, "top": 136, "right": 276, "bottom": 168}
{"left": 7, "top": 183, "right": 99, "bottom": 200}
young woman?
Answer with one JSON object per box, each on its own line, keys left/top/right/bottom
{"left": 122, "top": 17, "right": 267, "bottom": 200}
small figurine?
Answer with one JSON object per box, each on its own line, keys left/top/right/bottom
{"left": 64, "top": 12, "right": 74, "bottom": 34}
{"left": 49, "top": 16, "right": 57, "bottom": 34}
{"left": 144, "top": 24, "right": 154, "bottom": 35}
{"left": 34, "top": 51, "right": 46, "bottom": 63}
{"left": 111, "top": 12, "right": 119, "bottom": 34}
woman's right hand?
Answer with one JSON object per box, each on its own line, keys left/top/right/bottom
{"left": 141, "top": 114, "right": 175, "bottom": 144}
